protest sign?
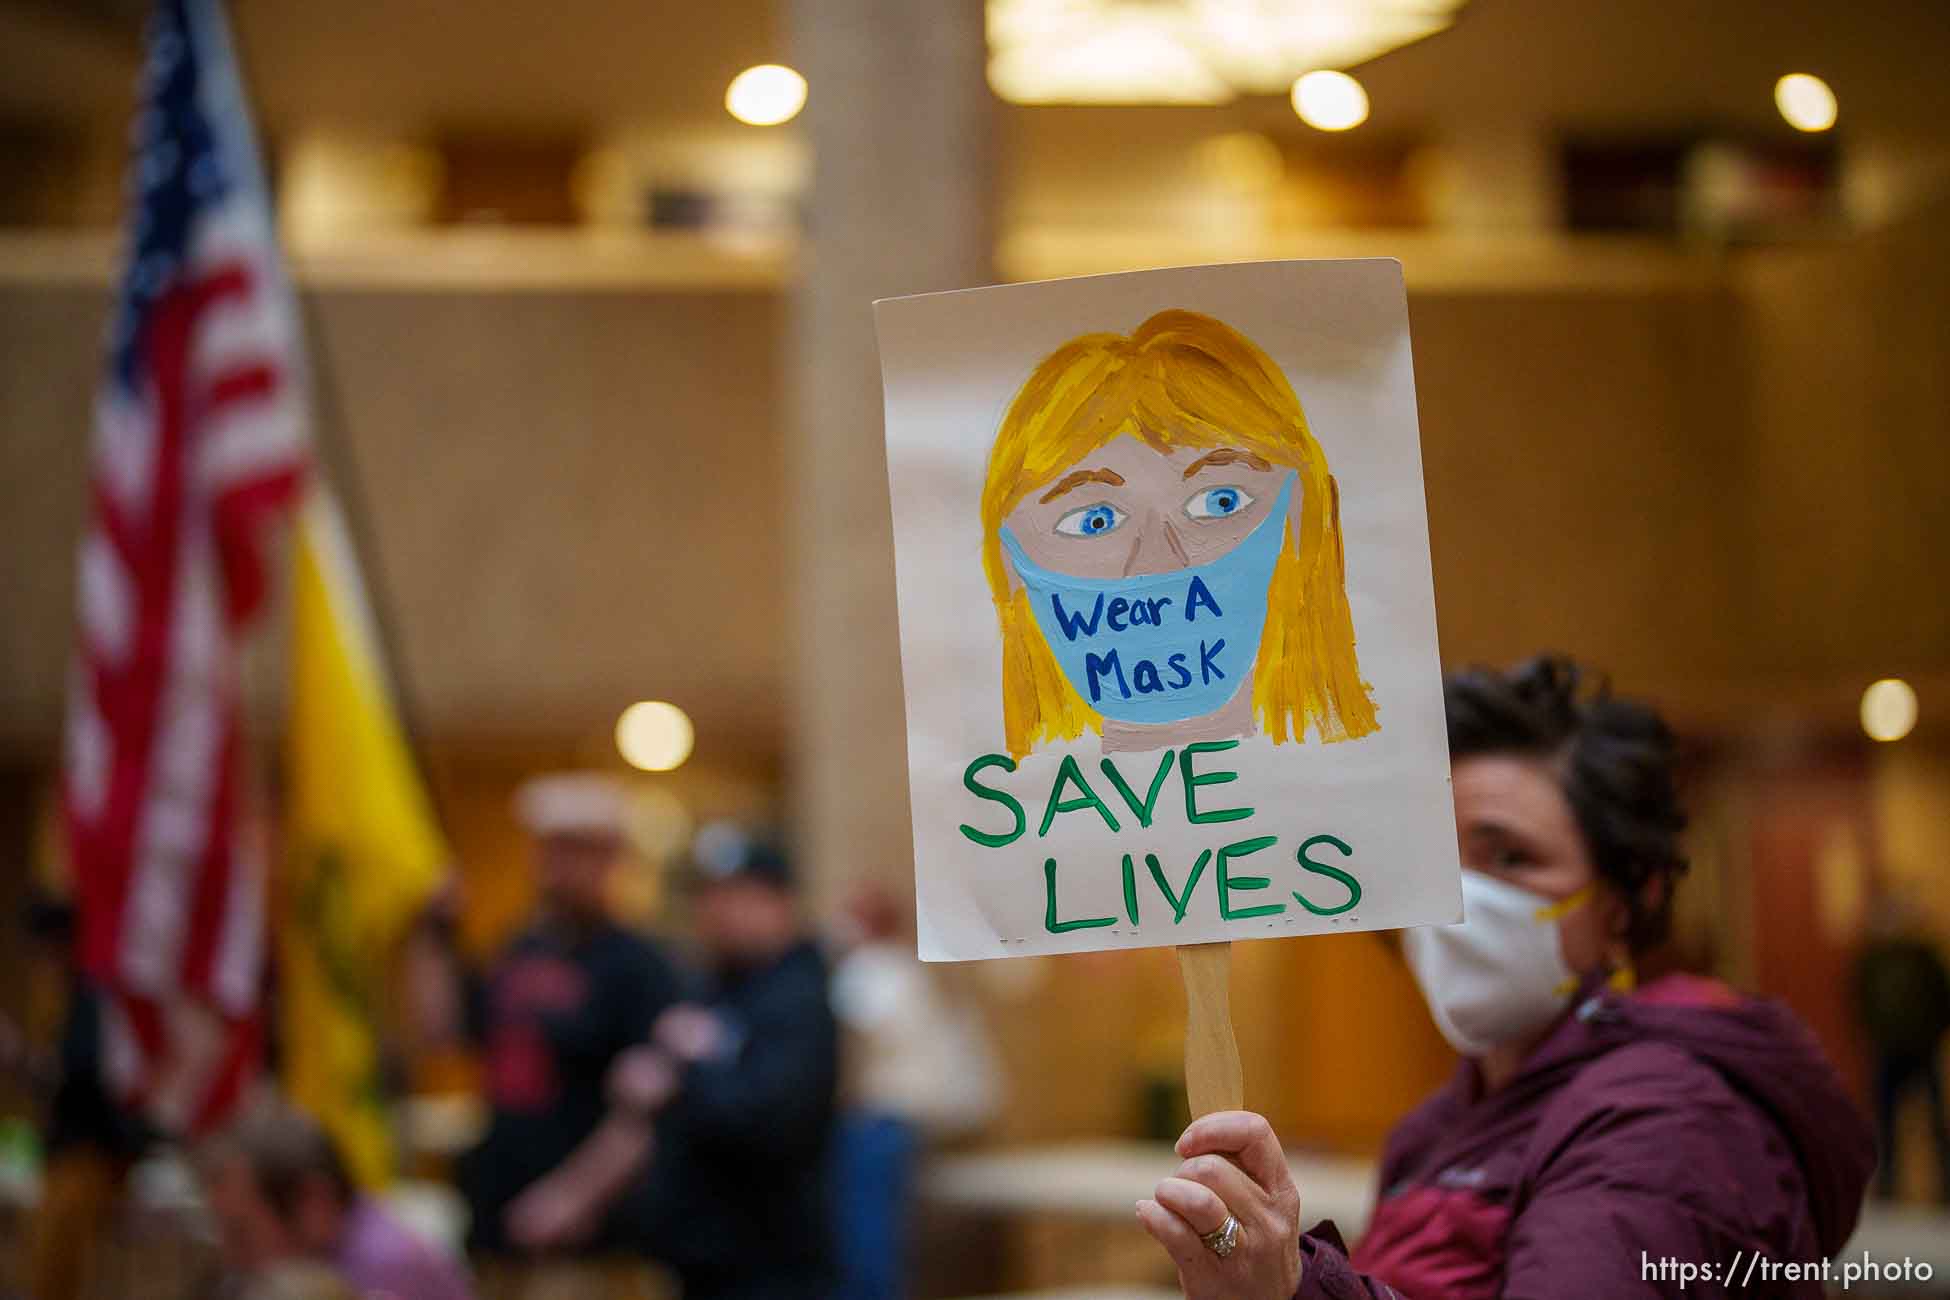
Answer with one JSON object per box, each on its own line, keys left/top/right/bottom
{"left": 877, "top": 260, "right": 1460, "bottom": 983}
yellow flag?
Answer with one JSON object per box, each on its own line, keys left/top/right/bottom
{"left": 282, "top": 488, "right": 447, "bottom": 1187}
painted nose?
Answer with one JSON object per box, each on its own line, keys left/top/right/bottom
{"left": 1123, "top": 512, "right": 1190, "bottom": 577}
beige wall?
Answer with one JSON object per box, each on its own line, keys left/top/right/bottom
{"left": 0, "top": 284, "right": 789, "bottom": 777}
{"left": 11, "top": 207, "right": 1934, "bottom": 764}
{"left": 1732, "top": 207, "right": 1950, "bottom": 685}
{"left": 5, "top": 211, "right": 1945, "bottom": 768}
{"left": 5, "top": 256, "right": 1909, "bottom": 760}
{"left": 5, "top": 216, "right": 1945, "bottom": 770}
{"left": 11, "top": 246, "right": 1934, "bottom": 752}
{"left": 1413, "top": 286, "right": 1747, "bottom": 687}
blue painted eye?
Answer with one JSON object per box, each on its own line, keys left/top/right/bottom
{"left": 1054, "top": 502, "right": 1127, "bottom": 537}
{"left": 1184, "top": 485, "right": 1255, "bottom": 519}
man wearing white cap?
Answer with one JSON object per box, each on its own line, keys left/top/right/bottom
{"left": 453, "top": 773, "right": 682, "bottom": 1278}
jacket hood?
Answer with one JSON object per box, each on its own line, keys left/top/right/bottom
{"left": 1545, "top": 973, "right": 1875, "bottom": 1254}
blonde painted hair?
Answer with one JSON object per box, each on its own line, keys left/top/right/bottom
{"left": 981, "top": 309, "right": 1378, "bottom": 759}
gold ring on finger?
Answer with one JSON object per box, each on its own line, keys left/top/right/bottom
{"left": 1201, "top": 1214, "right": 1243, "bottom": 1258}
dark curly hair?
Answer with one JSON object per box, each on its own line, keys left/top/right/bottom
{"left": 1444, "top": 655, "right": 1689, "bottom": 951}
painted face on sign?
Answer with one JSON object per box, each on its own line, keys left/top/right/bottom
{"left": 1000, "top": 437, "right": 1293, "bottom": 579}
{"left": 980, "top": 309, "right": 1378, "bottom": 759}
{"left": 999, "top": 437, "right": 1300, "bottom": 750}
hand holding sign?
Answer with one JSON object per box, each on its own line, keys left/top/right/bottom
{"left": 1138, "top": 1110, "right": 1306, "bottom": 1298}
{"left": 877, "top": 259, "right": 1459, "bottom": 1117}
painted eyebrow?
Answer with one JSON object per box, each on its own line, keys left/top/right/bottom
{"left": 1182, "top": 448, "right": 1273, "bottom": 478}
{"left": 1038, "top": 467, "right": 1126, "bottom": 503}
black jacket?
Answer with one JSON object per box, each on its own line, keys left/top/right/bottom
{"left": 634, "top": 939, "right": 839, "bottom": 1299}
{"left": 458, "top": 921, "right": 681, "bottom": 1253}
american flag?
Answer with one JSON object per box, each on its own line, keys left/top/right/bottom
{"left": 61, "top": 0, "right": 307, "bottom": 1135}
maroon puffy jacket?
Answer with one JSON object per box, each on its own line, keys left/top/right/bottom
{"left": 1298, "top": 974, "right": 1874, "bottom": 1299}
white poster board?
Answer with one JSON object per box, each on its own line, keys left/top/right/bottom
{"left": 877, "top": 260, "right": 1460, "bottom": 962}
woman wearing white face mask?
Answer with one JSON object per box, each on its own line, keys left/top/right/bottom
{"left": 1139, "top": 656, "right": 1873, "bottom": 1300}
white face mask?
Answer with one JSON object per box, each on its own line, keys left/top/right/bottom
{"left": 1401, "top": 870, "right": 1587, "bottom": 1058}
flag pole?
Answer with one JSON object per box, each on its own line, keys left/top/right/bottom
{"left": 292, "top": 288, "right": 455, "bottom": 841}
{"left": 203, "top": 0, "right": 452, "bottom": 843}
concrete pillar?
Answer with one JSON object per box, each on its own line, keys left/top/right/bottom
{"left": 786, "top": 0, "right": 994, "bottom": 910}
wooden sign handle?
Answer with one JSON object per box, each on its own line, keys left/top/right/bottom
{"left": 1176, "top": 941, "right": 1243, "bottom": 1118}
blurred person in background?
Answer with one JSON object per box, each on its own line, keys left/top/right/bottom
{"left": 442, "top": 774, "right": 682, "bottom": 1282}
{"left": 196, "top": 1099, "right": 474, "bottom": 1300}
{"left": 1852, "top": 886, "right": 1950, "bottom": 1201}
{"left": 1137, "top": 657, "right": 1874, "bottom": 1300}
{"left": 16, "top": 895, "right": 156, "bottom": 1300}
{"left": 828, "top": 881, "right": 1001, "bottom": 1300}
{"left": 234, "top": 1264, "right": 364, "bottom": 1300}
{"left": 542, "top": 822, "right": 839, "bottom": 1299}
{"left": 622, "top": 823, "right": 839, "bottom": 1299}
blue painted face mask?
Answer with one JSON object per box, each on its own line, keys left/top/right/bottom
{"left": 999, "top": 472, "right": 1295, "bottom": 726}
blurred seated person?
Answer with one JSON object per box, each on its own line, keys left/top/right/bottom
{"left": 197, "top": 1099, "right": 475, "bottom": 1300}
{"left": 446, "top": 774, "right": 683, "bottom": 1262}
{"left": 17, "top": 895, "right": 157, "bottom": 1300}
{"left": 520, "top": 823, "right": 840, "bottom": 1300}
{"left": 828, "top": 882, "right": 1001, "bottom": 1300}
{"left": 237, "top": 1263, "right": 363, "bottom": 1300}
{"left": 1137, "top": 657, "right": 1875, "bottom": 1300}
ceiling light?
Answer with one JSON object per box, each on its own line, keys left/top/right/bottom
{"left": 1860, "top": 679, "right": 1917, "bottom": 743}
{"left": 987, "top": 0, "right": 1461, "bottom": 105}
{"left": 1292, "top": 70, "right": 1368, "bottom": 131}
{"left": 616, "top": 701, "right": 696, "bottom": 771}
{"left": 726, "top": 65, "right": 808, "bottom": 126}
{"left": 990, "top": 23, "right": 1232, "bottom": 104}
{"left": 1775, "top": 73, "right": 1837, "bottom": 133}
